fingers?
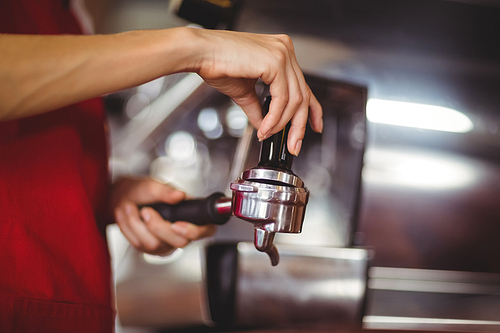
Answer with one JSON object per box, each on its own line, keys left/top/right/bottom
{"left": 308, "top": 91, "right": 323, "bottom": 133}
{"left": 257, "top": 35, "right": 322, "bottom": 155}
{"left": 111, "top": 177, "right": 187, "bottom": 208}
{"left": 137, "top": 179, "right": 186, "bottom": 205}
{"left": 257, "top": 36, "right": 293, "bottom": 140}
{"left": 141, "top": 208, "right": 190, "bottom": 250}
{"left": 195, "top": 29, "right": 323, "bottom": 156}
{"left": 115, "top": 201, "right": 217, "bottom": 256}
{"left": 260, "top": 63, "right": 296, "bottom": 139}
{"left": 283, "top": 56, "right": 309, "bottom": 156}
{"left": 115, "top": 203, "right": 172, "bottom": 255}
{"left": 143, "top": 207, "right": 216, "bottom": 246}
{"left": 170, "top": 221, "right": 217, "bottom": 241}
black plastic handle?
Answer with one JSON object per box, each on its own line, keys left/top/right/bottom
{"left": 258, "top": 96, "right": 293, "bottom": 171}
{"left": 145, "top": 192, "right": 231, "bottom": 226}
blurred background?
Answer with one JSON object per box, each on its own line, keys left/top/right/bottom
{"left": 84, "top": 0, "right": 500, "bottom": 332}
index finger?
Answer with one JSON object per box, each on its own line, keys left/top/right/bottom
{"left": 258, "top": 71, "right": 290, "bottom": 141}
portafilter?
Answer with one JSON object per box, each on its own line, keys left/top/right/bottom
{"left": 146, "top": 97, "right": 309, "bottom": 266}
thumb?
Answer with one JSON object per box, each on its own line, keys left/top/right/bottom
{"left": 157, "top": 186, "right": 186, "bottom": 205}
{"left": 140, "top": 179, "right": 186, "bottom": 204}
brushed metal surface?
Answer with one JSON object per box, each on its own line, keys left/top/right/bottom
{"left": 230, "top": 178, "right": 309, "bottom": 232}
{"left": 235, "top": 243, "right": 370, "bottom": 329}
{"left": 115, "top": 241, "right": 211, "bottom": 328}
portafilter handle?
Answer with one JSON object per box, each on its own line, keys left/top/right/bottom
{"left": 144, "top": 193, "right": 283, "bottom": 267}
{"left": 144, "top": 192, "right": 232, "bottom": 226}
{"left": 143, "top": 193, "right": 280, "bottom": 266}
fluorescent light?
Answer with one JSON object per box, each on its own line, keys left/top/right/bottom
{"left": 367, "top": 99, "right": 473, "bottom": 133}
{"left": 363, "top": 147, "right": 478, "bottom": 191}
{"left": 363, "top": 315, "right": 500, "bottom": 327}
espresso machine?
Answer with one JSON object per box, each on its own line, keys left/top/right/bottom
{"left": 109, "top": 73, "right": 370, "bottom": 331}
{"left": 109, "top": 73, "right": 500, "bottom": 332}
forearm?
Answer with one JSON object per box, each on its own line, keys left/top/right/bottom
{"left": 0, "top": 27, "right": 201, "bottom": 120}
{"left": 0, "top": 27, "right": 323, "bottom": 154}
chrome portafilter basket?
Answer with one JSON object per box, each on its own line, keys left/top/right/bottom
{"left": 230, "top": 97, "right": 309, "bottom": 265}
{"left": 147, "top": 97, "right": 309, "bottom": 266}
{"left": 230, "top": 169, "right": 309, "bottom": 265}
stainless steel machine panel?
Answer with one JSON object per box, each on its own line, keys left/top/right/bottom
{"left": 235, "top": 243, "right": 370, "bottom": 330}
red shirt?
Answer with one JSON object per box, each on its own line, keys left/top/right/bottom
{"left": 0, "top": 0, "right": 114, "bottom": 331}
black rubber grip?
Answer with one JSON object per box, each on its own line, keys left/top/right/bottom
{"left": 145, "top": 192, "right": 230, "bottom": 226}
{"left": 258, "top": 96, "right": 294, "bottom": 171}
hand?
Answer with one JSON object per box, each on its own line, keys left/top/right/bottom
{"left": 111, "top": 177, "right": 216, "bottom": 255}
{"left": 192, "top": 29, "right": 323, "bottom": 155}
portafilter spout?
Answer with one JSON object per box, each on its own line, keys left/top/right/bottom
{"left": 230, "top": 96, "right": 310, "bottom": 266}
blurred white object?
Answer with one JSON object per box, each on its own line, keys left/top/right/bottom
{"left": 367, "top": 99, "right": 473, "bottom": 133}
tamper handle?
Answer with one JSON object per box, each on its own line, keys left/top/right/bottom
{"left": 145, "top": 192, "right": 231, "bottom": 226}
{"left": 258, "top": 96, "right": 293, "bottom": 171}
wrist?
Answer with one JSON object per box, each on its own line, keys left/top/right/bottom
{"left": 164, "top": 26, "right": 207, "bottom": 74}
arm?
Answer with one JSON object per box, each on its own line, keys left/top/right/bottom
{"left": 0, "top": 28, "right": 195, "bottom": 121}
{"left": 0, "top": 27, "right": 322, "bottom": 155}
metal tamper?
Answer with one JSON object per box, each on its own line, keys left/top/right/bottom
{"left": 229, "top": 96, "right": 309, "bottom": 265}
{"left": 147, "top": 97, "right": 309, "bottom": 266}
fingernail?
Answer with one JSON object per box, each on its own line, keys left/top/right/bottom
{"left": 318, "top": 118, "right": 324, "bottom": 133}
{"left": 141, "top": 209, "right": 151, "bottom": 222}
{"left": 125, "top": 204, "right": 133, "bottom": 216}
{"left": 171, "top": 223, "right": 188, "bottom": 236}
{"left": 259, "top": 129, "right": 270, "bottom": 141}
{"left": 294, "top": 140, "right": 302, "bottom": 156}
